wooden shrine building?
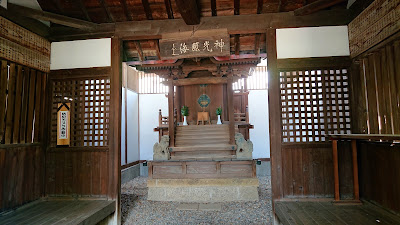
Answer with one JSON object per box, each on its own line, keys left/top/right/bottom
{"left": 0, "top": 0, "right": 400, "bottom": 224}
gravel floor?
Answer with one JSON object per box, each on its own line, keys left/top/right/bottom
{"left": 121, "top": 176, "right": 272, "bottom": 225}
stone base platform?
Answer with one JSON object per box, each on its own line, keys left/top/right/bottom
{"left": 147, "top": 178, "right": 259, "bottom": 202}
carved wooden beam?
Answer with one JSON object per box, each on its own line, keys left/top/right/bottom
{"left": 294, "top": 0, "right": 347, "bottom": 16}
{"left": 7, "top": 3, "right": 98, "bottom": 30}
{"left": 175, "top": 0, "right": 200, "bottom": 25}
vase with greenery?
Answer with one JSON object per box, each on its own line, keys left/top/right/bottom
{"left": 181, "top": 106, "right": 189, "bottom": 125}
{"left": 216, "top": 106, "right": 222, "bottom": 125}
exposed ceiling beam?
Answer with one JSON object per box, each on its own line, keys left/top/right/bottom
{"left": 50, "top": 9, "right": 351, "bottom": 41}
{"left": 164, "top": 0, "right": 174, "bottom": 19}
{"left": 211, "top": 0, "right": 217, "bottom": 16}
{"left": 0, "top": 6, "right": 50, "bottom": 38}
{"left": 134, "top": 41, "right": 144, "bottom": 61}
{"left": 52, "top": 0, "right": 65, "bottom": 14}
{"left": 175, "top": 0, "right": 200, "bottom": 25}
{"left": 99, "top": 0, "right": 114, "bottom": 22}
{"left": 76, "top": 0, "right": 92, "bottom": 21}
{"left": 234, "top": 0, "right": 240, "bottom": 15}
{"left": 7, "top": 3, "right": 98, "bottom": 30}
{"left": 257, "top": 0, "right": 263, "bottom": 14}
{"left": 278, "top": 0, "right": 282, "bottom": 12}
{"left": 294, "top": 0, "right": 347, "bottom": 16}
{"left": 120, "top": 0, "right": 133, "bottom": 21}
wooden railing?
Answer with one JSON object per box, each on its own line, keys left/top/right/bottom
{"left": 158, "top": 109, "right": 177, "bottom": 127}
{"left": 234, "top": 106, "right": 249, "bottom": 123}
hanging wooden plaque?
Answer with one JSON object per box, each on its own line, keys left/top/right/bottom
{"left": 159, "top": 29, "right": 230, "bottom": 60}
{"left": 57, "top": 103, "right": 70, "bottom": 146}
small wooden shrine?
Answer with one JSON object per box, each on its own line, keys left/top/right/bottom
{"left": 136, "top": 57, "right": 260, "bottom": 202}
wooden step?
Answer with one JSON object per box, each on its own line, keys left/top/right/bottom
{"left": 175, "top": 140, "right": 230, "bottom": 146}
{"left": 171, "top": 144, "right": 236, "bottom": 152}
{"left": 170, "top": 155, "right": 237, "bottom": 161}
{"left": 175, "top": 135, "right": 229, "bottom": 140}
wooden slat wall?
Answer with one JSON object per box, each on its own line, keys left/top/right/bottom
{"left": 282, "top": 143, "right": 353, "bottom": 198}
{"left": 45, "top": 67, "right": 113, "bottom": 197}
{"left": 0, "top": 145, "right": 43, "bottom": 211}
{"left": 0, "top": 60, "right": 47, "bottom": 144}
{"left": 358, "top": 142, "right": 400, "bottom": 213}
{"left": 351, "top": 39, "right": 400, "bottom": 135}
{"left": 351, "top": 36, "right": 400, "bottom": 213}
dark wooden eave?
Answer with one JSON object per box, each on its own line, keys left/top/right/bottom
{"left": 175, "top": 0, "right": 200, "bottom": 25}
{"left": 294, "top": 0, "right": 348, "bottom": 16}
{"left": 7, "top": 3, "right": 99, "bottom": 30}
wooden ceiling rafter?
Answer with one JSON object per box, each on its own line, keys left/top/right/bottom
{"left": 164, "top": 0, "right": 174, "bottom": 19}
{"left": 52, "top": 0, "right": 65, "bottom": 15}
{"left": 234, "top": 0, "right": 240, "bottom": 15}
{"left": 278, "top": 0, "right": 283, "bottom": 12}
{"left": 6, "top": 3, "right": 99, "bottom": 30}
{"left": 294, "top": 0, "right": 347, "bottom": 16}
{"left": 99, "top": 0, "right": 114, "bottom": 22}
{"left": 154, "top": 40, "right": 162, "bottom": 60}
{"left": 76, "top": 0, "right": 92, "bottom": 22}
{"left": 211, "top": 0, "right": 217, "bottom": 16}
{"left": 175, "top": 0, "right": 201, "bottom": 25}
{"left": 254, "top": 33, "right": 261, "bottom": 55}
{"left": 142, "top": 0, "right": 154, "bottom": 20}
{"left": 234, "top": 35, "right": 240, "bottom": 55}
{"left": 134, "top": 41, "right": 145, "bottom": 61}
{"left": 257, "top": 0, "right": 264, "bottom": 14}
{"left": 120, "top": 0, "right": 133, "bottom": 21}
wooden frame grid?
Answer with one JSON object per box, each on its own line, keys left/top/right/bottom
{"left": 280, "top": 68, "right": 351, "bottom": 143}
{"left": 50, "top": 77, "right": 111, "bottom": 147}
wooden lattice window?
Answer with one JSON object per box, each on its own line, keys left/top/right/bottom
{"left": 280, "top": 69, "right": 351, "bottom": 143}
{"left": 51, "top": 78, "right": 111, "bottom": 147}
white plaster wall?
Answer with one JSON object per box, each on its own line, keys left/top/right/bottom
{"left": 139, "top": 94, "right": 168, "bottom": 161}
{"left": 276, "top": 26, "right": 350, "bottom": 59}
{"left": 50, "top": 38, "right": 111, "bottom": 70}
{"left": 121, "top": 88, "right": 126, "bottom": 166}
{"left": 248, "top": 90, "right": 270, "bottom": 159}
{"left": 127, "top": 90, "right": 139, "bottom": 163}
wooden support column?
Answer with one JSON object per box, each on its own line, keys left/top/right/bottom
{"left": 267, "top": 28, "right": 283, "bottom": 201}
{"left": 227, "top": 76, "right": 235, "bottom": 145}
{"left": 332, "top": 139, "right": 340, "bottom": 201}
{"left": 351, "top": 140, "right": 360, "bottom": 201}
{"left": 168, "top": 80, "right": 175, "bottom": 147}
{"left": 110, "top": 37, "right": 122, "bottom": 224}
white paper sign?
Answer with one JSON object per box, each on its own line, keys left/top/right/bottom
{"left": 59, "top": 111, "right": 68, "bottom": 139}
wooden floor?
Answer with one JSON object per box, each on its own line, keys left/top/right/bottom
{"left": 275, "top": 201, "right": 400, "bottom": 225}
{"left": 0, "top": 200, "right": 115, "bottom": 225}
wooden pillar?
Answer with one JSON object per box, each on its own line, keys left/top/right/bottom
{"left": 176, "top": 86, "right": 182, "bottom": 123}
{"left": 227, "top": 76, "right": 235, "bottom": 144}
{"left": 110, "top": 37, "right": 122, "bottom": 224}
{"left": 168, "top": 80, "right": 175, "bottom": 147}
{"left": 332, "top": 139, "right": 340, "bottom": 201}
{"left": 267, "top": 28, "right": 283, "bottom": 200}
{"left": 351, "top": 140, "right": 360, "bottom": 201}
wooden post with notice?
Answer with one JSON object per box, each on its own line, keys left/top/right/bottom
{"left": 168, "top": 80, "right": 175, "bottom": 147}
{"left": 227, "top": 76, "right": 235, "bottom": 144}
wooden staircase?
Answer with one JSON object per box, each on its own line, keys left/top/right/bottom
{"left": 170, "top": 124, "right": 237, "bottom": 161}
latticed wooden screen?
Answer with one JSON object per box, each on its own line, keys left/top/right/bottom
{"left": 280, "top": 69, "right": 351, "bottom": 143}
{"left": 51, "top": 78, "right": 111, "bottom": 147}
